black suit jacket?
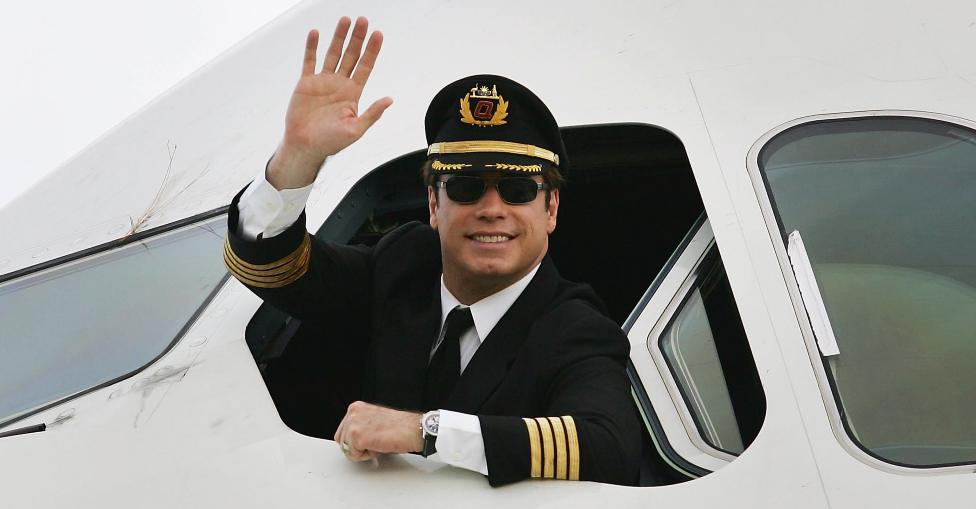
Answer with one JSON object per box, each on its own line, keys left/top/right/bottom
{"left": 224, "top": 194, "right": 640, "bottom": 486}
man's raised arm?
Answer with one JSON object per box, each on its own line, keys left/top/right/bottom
{"left": 225, "top": 17, "right": 392, "bottom": 316}
{"left": 233, "top": 16, "right": 393, "bottom": 242}
{"left": 268, "top": 16, "right": 392, "bottom": 190}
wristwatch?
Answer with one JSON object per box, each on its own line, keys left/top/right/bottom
{"left": 420, "top": 410, "right": 440, "bottom": 458}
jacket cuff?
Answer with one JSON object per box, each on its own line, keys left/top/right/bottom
{"left": 480, "top": 414, "right": 584, "bottom": 486}
{"left": 225, "top": 185, "right": 311, "bottom": 288}
{"left": 479, "top": 415, "right": 531, "bottom": 486}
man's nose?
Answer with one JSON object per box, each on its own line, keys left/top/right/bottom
{"left": 475, "top": 183, "right": 507, "bottom": 219}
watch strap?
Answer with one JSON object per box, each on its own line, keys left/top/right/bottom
{"left": 422, "top": 434, "right": 438, "bottom": 457}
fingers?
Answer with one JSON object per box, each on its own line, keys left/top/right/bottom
{"left": 335, "top": 418, "right": 361, "bottom": 461}
{"left": 301, "top": 29, "right": 319, "bottom": 76}
{"left": 351, "top": 31, "right": 383, "bottom": 87}
{"left": 334, "top": 401, "right": 419, "bottom": 462}
{"left": 334, "top": 414, "right": 346, "bottom": 443}
{"left": 336, "top": 402, "right": 372, "bottom": 462}
{"left": 357, "top": 96, "right": 394, "bottom": 133}
{"left": 336, "top": 16, "right": 369, "bottom": 78}
{"left": 341, "top": 441, "right": 374, "bottom": 462}
{"left": 315, "top": 16, "right": 383, "bottom": 84}
{"left": 347, "top": 446, "right": 378, "bottom": 462}
{"left": 322, "top": 16, "right": 352, "bottom": 73}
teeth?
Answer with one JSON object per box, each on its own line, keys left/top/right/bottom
{"left": 472, "top": 235, "right": 511, "bottom": 243}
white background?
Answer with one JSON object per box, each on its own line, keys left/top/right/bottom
{"left": 0, "top": 0, "right": 302, "bottom": 210}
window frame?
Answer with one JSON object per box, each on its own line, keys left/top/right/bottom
{"left": 628, "top": 216, "right": 752, "bottom": 473}
{"left": 745, "top": 110, "right": 976, "bottom": 475}
{"left": 654, "top": 247, "right": 749, "bottom": 458}
{"left": 0, "top": 207, "right": 230, "bottom": 430}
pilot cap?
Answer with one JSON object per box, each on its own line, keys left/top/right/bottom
{"left": 425, "top": 74, "right": 567, "bottom": 176}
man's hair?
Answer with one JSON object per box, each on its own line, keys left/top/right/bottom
{"left": 421, "top": 160, "right": 565, "bottom": 208}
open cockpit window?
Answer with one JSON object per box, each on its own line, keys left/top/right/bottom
{"left": 757, "top": 116, "right": 976, "bottom": 468}
{"left": 246, "top": 124, "right": 718, "bottom": 486}
{"left": 0, "top": 215, "right": 228, "bottom": 428}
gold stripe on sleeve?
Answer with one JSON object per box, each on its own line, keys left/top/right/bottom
{"left": 225, "top": 254, "right": 309, "bottom": 288}
{"left": 223, "top": 233, "right": 311, "bottom": 288}
{"left": 547, "top": 417, "right": 568, "bottom": 480}
{"left": 224, "top": 242, "right": 310, "bottom": 287}
{"left": 523, "top": 418, "right": 542, "bottom": 478}
{"left": 223, "top": 248, "right": 299, "bottom": 281}
{"left": 223, "top": 234, "right": 310, "bottom": 271}
{"left": 536, "top": 417, "right": 555, "bottom": 479}
{"left": 562, "top": 416, "right": 580, "bottom": 481}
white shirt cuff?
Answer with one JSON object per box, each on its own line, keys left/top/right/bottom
{"left": 236, "top": 167, "right": 312, "bottom": 240}
{"left": 434, "top": 410, "right": 488, "bottom": 475}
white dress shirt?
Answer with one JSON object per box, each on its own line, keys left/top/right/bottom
{"left": 235, "top": 171, "right": 313, "bottom": 240}
{"left": 432, "top": 265, "right": 539, "bottom": 473}
{"left": 236, "top": 169, "right": 539, "bottom": 475}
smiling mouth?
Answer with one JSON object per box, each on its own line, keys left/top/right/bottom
{"left": 469, "top": 234, "right": 513, "bottom": 243}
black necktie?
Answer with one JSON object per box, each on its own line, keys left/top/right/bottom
{"left": 423, "top": 306, "right": 474, "bottom": 409}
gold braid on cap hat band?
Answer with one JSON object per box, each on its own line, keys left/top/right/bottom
{"left": 427, "top": 141, "right": 559, "bottom": 166}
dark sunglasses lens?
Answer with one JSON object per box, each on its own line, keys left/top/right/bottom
{"left": 445, "top": 177, "right": 485, "bottom": 203}
{"left": 498, "top": 178, "right": 539, "bottom": 204}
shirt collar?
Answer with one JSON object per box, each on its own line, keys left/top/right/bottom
{"left": 439, "top": 263, "right": 541, "bottom": 343}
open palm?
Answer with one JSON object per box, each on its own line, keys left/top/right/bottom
{"left": 283, "top": 17, "right": 393, "bottom": 161}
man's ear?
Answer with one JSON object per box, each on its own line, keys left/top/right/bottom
{"left": 428, "top": 186, "right": 439, "bottom": 230}
{"left": 546, "top": 188, "right": 559, "bottom": 234}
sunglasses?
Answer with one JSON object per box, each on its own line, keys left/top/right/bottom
{"left": 435, "top": 176, "right": 549, "bottom": 205}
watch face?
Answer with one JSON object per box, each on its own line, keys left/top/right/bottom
{"left": 423, "top": 412, "right": 440, "bottom": 436}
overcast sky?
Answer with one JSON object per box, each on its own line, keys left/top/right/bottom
{"left": 0, "top": 0, "right": 301, "bottom": 210}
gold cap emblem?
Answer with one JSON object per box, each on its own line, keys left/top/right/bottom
{"left": 459, "top": 83, "right": 509, "bottom": 127}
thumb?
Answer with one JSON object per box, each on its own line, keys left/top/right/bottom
{"left": 357, "top": 96, "right": 394, "bottom": 132}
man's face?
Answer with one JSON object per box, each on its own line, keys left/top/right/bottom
{"left": 429, "top": 172, "right": 559, "bottom": 296}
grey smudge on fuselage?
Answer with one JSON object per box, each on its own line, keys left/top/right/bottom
{"left": 130, "top": 364, "right": 195, "bottom": 428}
{"left": 48, "top": 408, "right": 76, "bottom": 427}
{"left": 133, "top": 365, "right": 193, "bottom": 394}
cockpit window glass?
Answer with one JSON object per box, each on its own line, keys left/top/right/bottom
{"left": 659, "top": 249, "right": 764, "bottom": 456}
{"left": 0, "top": 218, "right": 228, "bottom": 425}
{"left": 759, "top": 117, "right": 976, "bottom": 467}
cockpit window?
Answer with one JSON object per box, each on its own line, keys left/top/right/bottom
{"left": 758, "top": 117, "right": 976, "bottom": 467}
{"left": 0, "top": 217, "right": 228, "bottom": 426}
{"left": 659, "top": 248, "right": 763, "bottom": 456}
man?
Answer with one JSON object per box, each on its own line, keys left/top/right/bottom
{"left": 223, "top": 16, "right": 640, "bottom": 486}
